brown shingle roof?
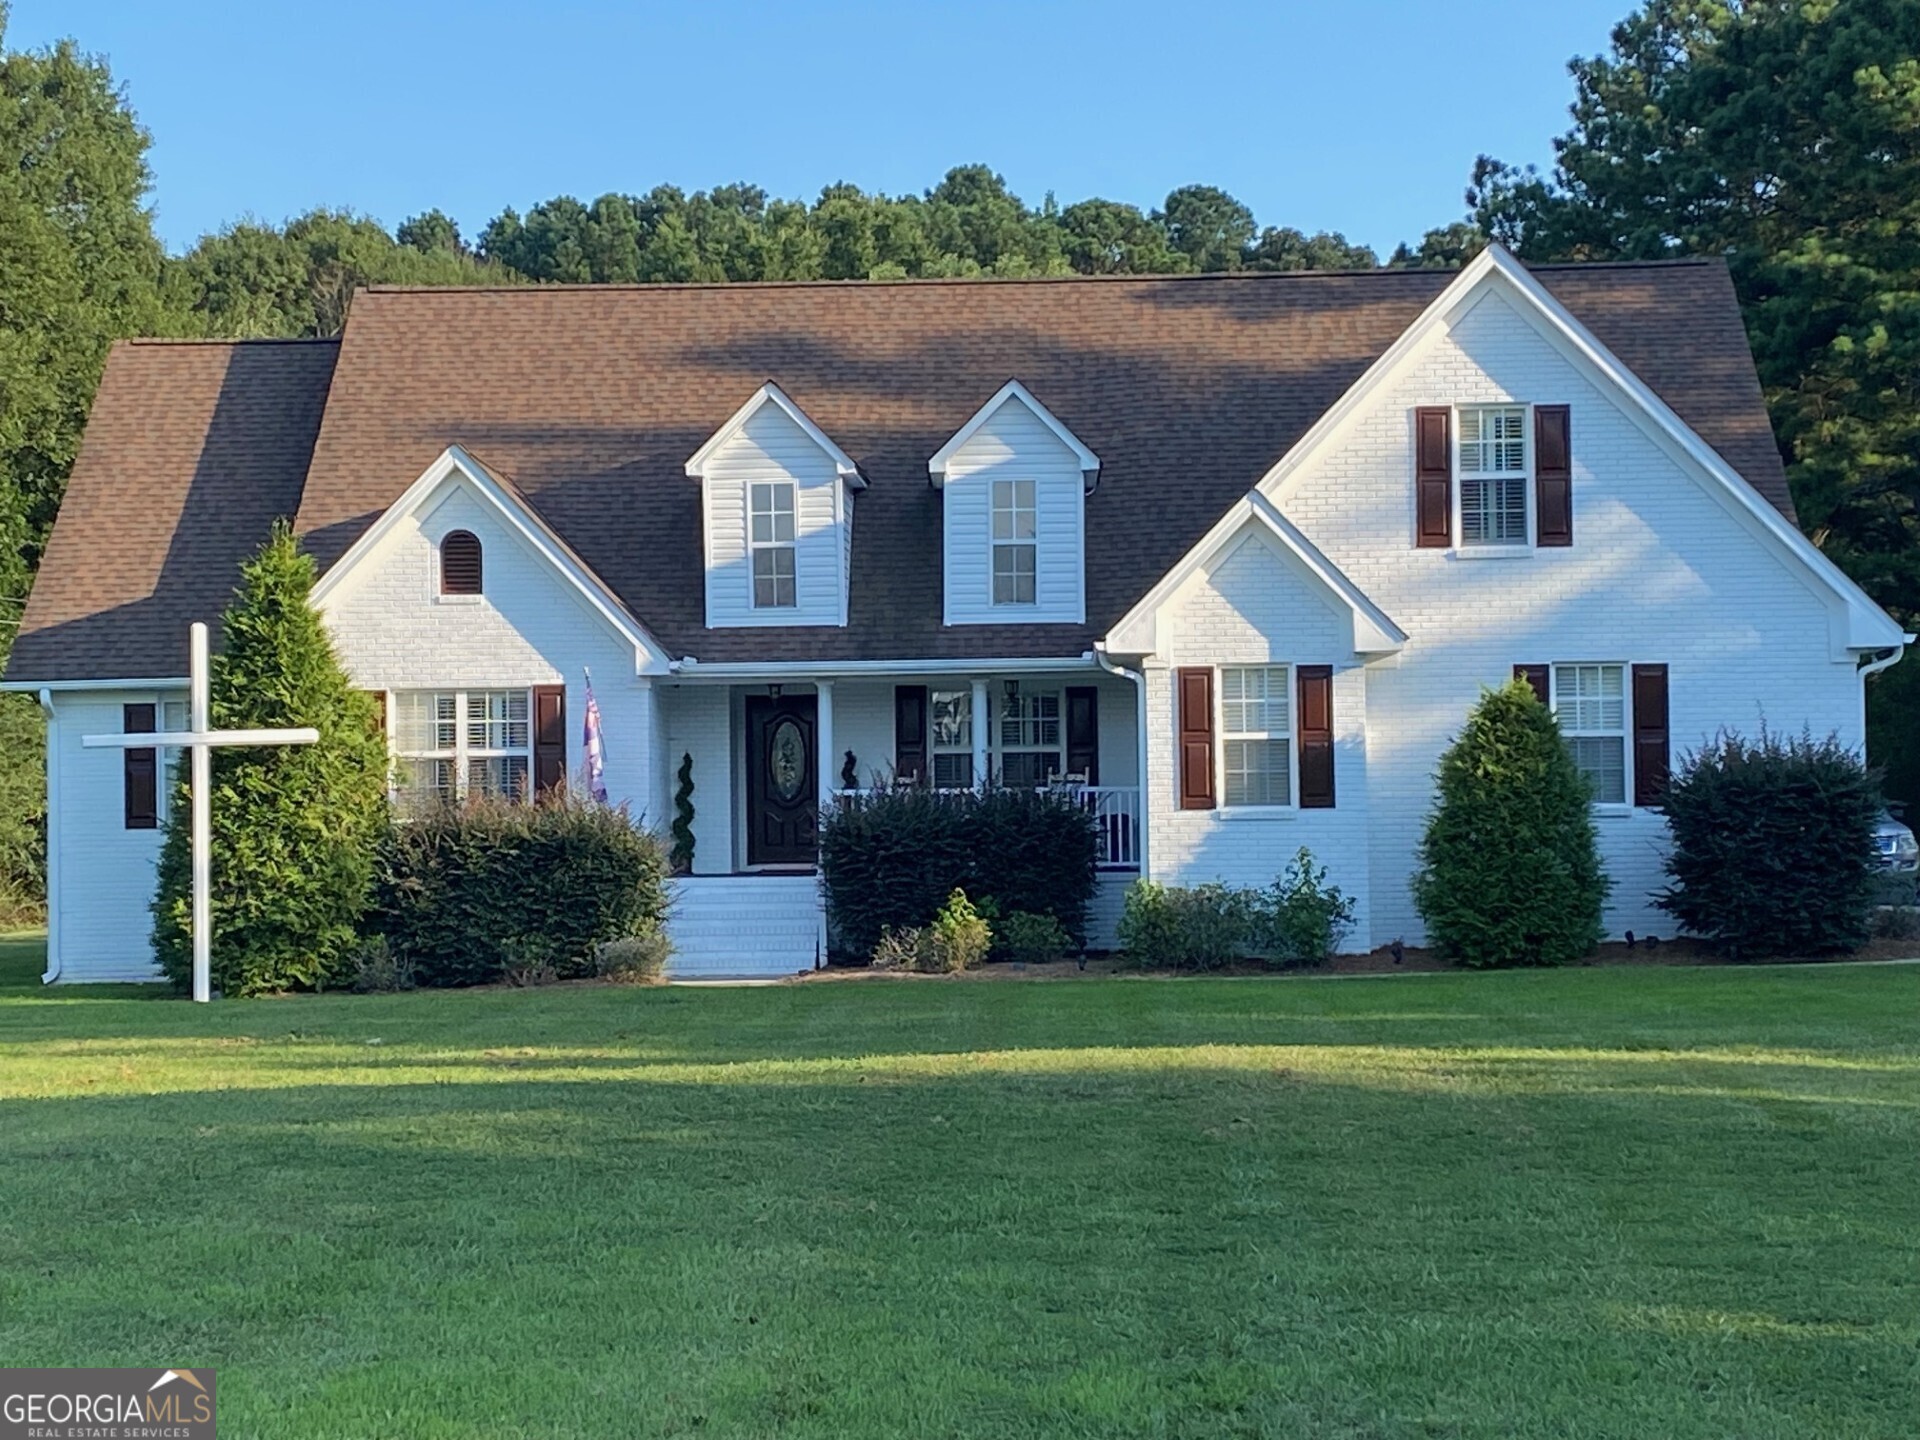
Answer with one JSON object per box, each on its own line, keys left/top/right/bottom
{"left": 6, "top": 339, "right": 338, "bottom": 683}
{"left": 8, "top": 260, "right": 1791, "bottom": 682}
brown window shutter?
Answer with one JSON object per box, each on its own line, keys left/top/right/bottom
{"left": 1065, "top": 685, "right": 1099, "bottom": 784}
{"left": 893, "top": 685, "right": 928, "bottom": 785}
{"left": 1513, "top": 664, "right": 1550, "bottom": 706}
{"left": 1296, "top": 666, "right": 1335, "bottom": 809}
{"left": 440, "top": 530, "right": 483, "bottom": 595}
{"left": 1175, "top": 667, "right": 1215, "bottom": 810}
{"left": 1535, "top": 405, "right": 1572, "bottom": 546}
{"left": 532, "top": 684, "right": 566, "bottom": 796}
{"left": 1415, "top": 406, "right": 1453, "bottom": 548}
{"left": 124, "top": 703, "right": 158, "bottom": 830}
{"left": 1631, "top": 664, "right": 1670, "bottom": 807}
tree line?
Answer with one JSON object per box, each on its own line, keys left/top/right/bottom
{"left": 0, "top": 0, "right": 1914, "bottom": 882}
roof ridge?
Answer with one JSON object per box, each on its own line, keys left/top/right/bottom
{"left": 354, "top": 258, "right": 1715, "bottom": 298}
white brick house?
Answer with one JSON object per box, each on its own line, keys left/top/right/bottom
{"left": 8, "top": 247, "right": 1907, "bottom": 980}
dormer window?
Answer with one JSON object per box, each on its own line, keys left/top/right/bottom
{"left": 991, "top": 479, "right": 1037, "bottom": 605}
{"left": 750, "top": 481, "right": 797, "bottom": 609}
{"left": 440, "top": 530, "right": 483, "bottom": 594}
{"left": 687, "top": 382, "right": 862, "bottom": 629}
{"left": 931, "top": 380, "right": 1098, "bottom": 626}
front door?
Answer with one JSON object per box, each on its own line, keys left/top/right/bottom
{"left": 744, "top": 695, "right": 818, "bottom": 866}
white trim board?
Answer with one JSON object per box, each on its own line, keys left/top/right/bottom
{"left": 928, "top": 379, "right": 1100, "bottom": 488}
{"left": 1103, "top": 490, "right": 1408, "bottom": 658}
{"left": 685, "top": 381, "right": 864, "bottom": 487}
{"left": 309, "top": 445, "right": 671, "bottom": 674}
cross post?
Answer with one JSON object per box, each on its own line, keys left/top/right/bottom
{"left": 83, "top": 622, "right": 319, "bottom": 1001}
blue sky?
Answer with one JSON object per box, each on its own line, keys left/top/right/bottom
{"left": 11, "top": 0, "right": 1627, "bottom": 256}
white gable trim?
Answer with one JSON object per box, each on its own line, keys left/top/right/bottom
{"left": 310, "top": 445, "right": 671, "bottom": 674}
{"left": 1253, "top": 244, "right": 1904, "bottom": 653}
{"left": 685, "top": 382, "right": 864, "bottom": 487}
{"left": 928, "top": 380, "right": 1100, "bottom": 488}
{"left": 1105, "top": 490, "right": 1407, "bottom": 658}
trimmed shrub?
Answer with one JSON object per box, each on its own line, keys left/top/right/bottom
{"left": 1264, "top": 847, "right": 1357, "bottom": 966}
{"left": 375, "top": 791, "right": 670, "bottom": 987}
{"left": 819, "top": 787, "right": 1099, "bottom": 959}
{"left": 1117, "top": 879, "right": 1260, "bottom": 971}
{"left": 1656, "top": 728, "right": 1880, "bottom": 959}
{"left": 1413, "top": 679, "right": 1610, "bottom": 968}
{"left": 152, "top": 523, "right": 393, "bottom": 995}
{"left": 595, "top": 932, "right": 673, "bottom": 984}
{"left": 996, "top": 910, "right": 1073, "bottom": 965}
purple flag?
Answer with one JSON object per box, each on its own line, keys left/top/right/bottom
{"left": 582, "top": 672, "right": 608, "bottom": 804}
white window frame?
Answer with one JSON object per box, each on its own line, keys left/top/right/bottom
{"left": 154, "top": 698, "right": 189, "bottom": 824}
{"left": 1454, "top": 404, "right": 1532, "bottom": 551}
{"left": 749, "top": 480, "right": 798, "bottom": 610}
{"left": 990, "top": 478, "right": 1038, "bottom": 606}
{"left": 392, "top": 688, "right": 533, "bottom": 808}
{"left": 1218, "top": 664, "right": 1296, "bottom": 812}
{"left": 994, "top": 686, "right": 1062, "bottom": 786}
{"left": 1549, "top": 662, "right": 1632, "bottom": 811}
{"left": 929, "top": 689, "right": 973, "bottom": 789}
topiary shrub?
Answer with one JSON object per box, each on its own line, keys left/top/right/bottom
{"left": 1656, "top": 728, "right": 1880, "bottom": 959}
{"left": 152, "top": 522, "right": 393, "bottom": 995}
{"left": 375, "top": 791, "right": 670, "bottom": 986}
{"left": 1413, "top": 678, "right": 1610, "bottom": 968}
{"left": 819, "top": 787, "right": 1098, "bottom": 959}
{"left": 669, "top": 752, "right": 696, "bottom": 874}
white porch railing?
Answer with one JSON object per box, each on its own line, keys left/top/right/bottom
{"left": 834, "top": 784, "right": 1141, "bottom": 870}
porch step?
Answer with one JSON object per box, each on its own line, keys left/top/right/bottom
{"left": 666, "top": 876, "right": 824, "bottom": 978}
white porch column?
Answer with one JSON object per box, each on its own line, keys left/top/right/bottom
{"left": 970, "top": 678, "right": 990, "bottom": 790}
{"left": 816, "top": 679, "right": 835, "bottom": 808}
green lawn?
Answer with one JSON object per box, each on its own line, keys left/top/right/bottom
{"left": 3, "top": 935, "right": 1918, "bottom": 1438}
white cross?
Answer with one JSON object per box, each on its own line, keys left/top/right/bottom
{"left": 83, "top": 623, "right": 319, "bottom": 1002}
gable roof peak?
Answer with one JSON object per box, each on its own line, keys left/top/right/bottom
{"left": 684, "top": 380, "right": 864, "bottom": 486}
{"left": 928, "top": 379, "right": 1100, "bottom": 487}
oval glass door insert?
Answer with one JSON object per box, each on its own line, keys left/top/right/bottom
{"left": 770, "top": 718, "right": 806, "bottom": 801}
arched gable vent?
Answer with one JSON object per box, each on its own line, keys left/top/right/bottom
{"left": 440, "top": 529, "right": 483, "bottom": 595}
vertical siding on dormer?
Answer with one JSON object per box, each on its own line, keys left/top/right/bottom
{"left": 942, "top": 399, "right": 1086, "bottom": 626}
{"left": 703, "top": 404, "right": 847, "bottom": 628}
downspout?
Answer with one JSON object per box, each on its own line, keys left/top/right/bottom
{"left": 1858, "top": 638, "right": 1914, "bottom": 752}
{"left": 1091, "top": 647, "right": 1149, "bottom": 878}
{"left": 36, "top": 688, "right": 58, "bottom": 984}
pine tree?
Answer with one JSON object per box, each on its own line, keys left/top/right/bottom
{"left": 151, "top": 523, "right": 390, "bottom": 994}
{"left": 1413, "top": 679, "right": 1611, "bottom": 968}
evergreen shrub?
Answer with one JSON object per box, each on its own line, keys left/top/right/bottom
{"left": 376, "top": 791, "right": 669, "bottom": 986}
{"left": 1412, "top": 679, "right": 1610, "bottom": 968}
{"left": 819, "top": 787, "right": 1098, "bottom": 959}
{"left": 1657, "top": 728, "right": 1880, "bottom": 958}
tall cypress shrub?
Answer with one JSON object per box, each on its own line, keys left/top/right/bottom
{"left": 1413, "top": 678, "right": 1610, "bottom": 968}
{"left": 151, "top": 523, "right": 391, "bottom": 994}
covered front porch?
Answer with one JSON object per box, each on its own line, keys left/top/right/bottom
{"left": 657, "top": 660, "right": 1143, "bottom": 975}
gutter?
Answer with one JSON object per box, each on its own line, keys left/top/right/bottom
{"left": 1091, "top": 645, "right": 1150, "bottom": 879}
{"left": 36, "top": 689, "right": 57, "bottom": 985}
{"left": 668, "top": 655, "right": 1099, "bottom": 681}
